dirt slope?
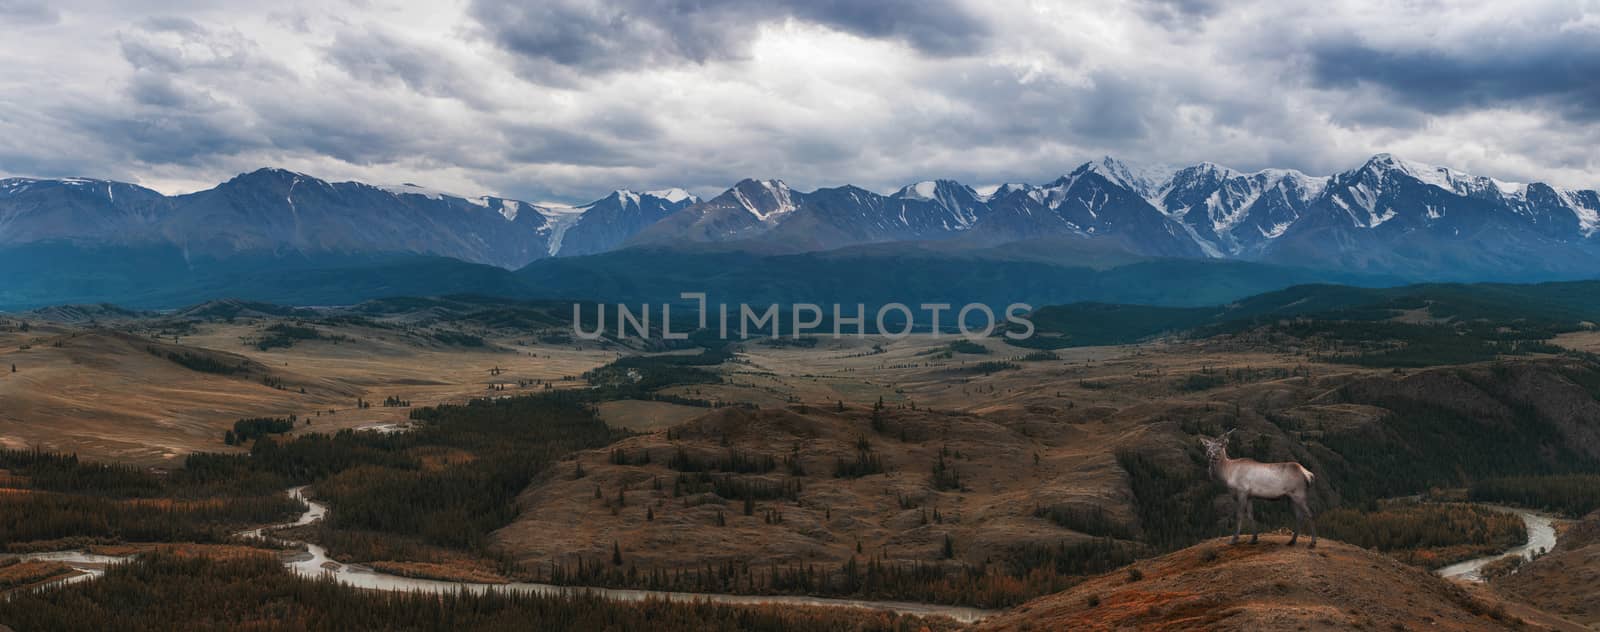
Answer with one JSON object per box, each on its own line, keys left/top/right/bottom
{"left": 979, "top": 536, "right": 1551, "bottom": 631}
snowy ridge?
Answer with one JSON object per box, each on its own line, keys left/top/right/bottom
{"left": 1366, "top": 154, "right": 1527, "bottom": 200}
{"left": 646, "top": 188, "right": 696, "bottom": 204}
{"left": 377, "top": 183, "right": 468, "bottom": 202}
{"left": 890, "top": 180, "right": 983, "bottom": 228}
{"left": 1086, "top": 156, "right": 1178, "bottom": 205}
{"left": 7, "top": 155, "right": 1598, "bottom": 275}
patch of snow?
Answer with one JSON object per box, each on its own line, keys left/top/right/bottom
{"left": 979, "top": 183, "right": 1029, "bottom": 202}
{"left": 1335, "top": 180, "right": 1389, "bottom": 228}
{"left": 1089, "top": 156, "right": 1177, "bottom": 203}
{"left": 378, "top": 183, "right": 468, "bottom": 201}
{"left": 1206, "top": 185, "right": 1264, "bottom": 237}
{"left": 1371, "top": 207, "right": 1398, "bottom": 227}
{"left": 1554, "top": 188, "right": 1600, "bottom": 236}
{"left": 1259, "top": 220, "right": 1293, "bottom": 239}
{"left": 498, "top": 200, "right": 521, "bottom": 221}
{"left": 900, "top": 181, "right": 938, "bottom": 201}
{"left": 613, "top": 189, "right": 641, "bottom": 208}
{"left": 535, "top": 204, "right": 587, "bottom": 255}
{"left": 1263, "top": 169, "right": 1328, "bottom": 201}
{"left": 1173, "top": 218, "right": 1224, "bottom": 258}
{"left": 1382, "top": 155, "right": 1455, "bottom": 190}
{"left": 1491, "top": 178, "right": 1527, "bottom": 198}
{"left": 733, "top": 180, "right": 796, "bottom": 222}
{"left": 645, "top": 187, "right": 694, "bottom": 203}
{"left": 1370, "top": 154, "right": 1527, "bottom": 200}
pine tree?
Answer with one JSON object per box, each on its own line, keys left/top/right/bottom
{"left": 611, "top": 541, "right": 623, "bottom": 566}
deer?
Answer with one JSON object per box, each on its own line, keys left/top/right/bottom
{"left": 1200, "top": 429, "right": 1317, "bottom": 548}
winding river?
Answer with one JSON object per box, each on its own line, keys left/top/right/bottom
{"left": 14, "top": 489, "right": 1560, "bottom": 619}
{"left": 1434, "top": 504, "right": 1560, "bottom": 583}
{"left": 13, "top": 486, "right": 994, "bottom": 624}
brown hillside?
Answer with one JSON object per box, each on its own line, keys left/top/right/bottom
{"left": 979, "top": 536, "right": 1546, "bottom": 631}
{"left": 1495, "top": 511, "right": 1600, "bottom": 627}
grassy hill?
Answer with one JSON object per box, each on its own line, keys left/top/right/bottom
{"left": 1021, "top": 280, "right": 1600, "bottom": 354}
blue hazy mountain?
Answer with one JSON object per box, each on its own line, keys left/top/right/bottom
{"left": 3, "top": 154, "right": 1598, "bottom": 308}
{"left": 625, "top": 155, "right": 1600, "bottom": 280}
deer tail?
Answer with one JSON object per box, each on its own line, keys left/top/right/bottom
{"left": 1296, "top": 464, "right": 1316, "bottom": 484}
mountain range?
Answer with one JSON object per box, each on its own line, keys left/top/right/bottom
{"left": 2, "top": 154, "right": 1597, "bottom": 309}
{"left": 0, "top": 169, "right": 699, "bottom": 268}
{"left": 632, "top": 155, "right": 1600, "bottom": 279}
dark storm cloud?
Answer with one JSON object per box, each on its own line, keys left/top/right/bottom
{"left": 504, "top": 126, "right": 640, "bottom": 167}
{"left": 0, "top": 0, "right": 58, "bottom": 25}
{"left": 70, "top": 101, "right": 261, "bottom": 166}
{"left": 1307, "top": 30, "right": 1600, "bottom": 120}
{"left": 1135, "top": 0, "right": 1224, "bottom": 28}
{"left": 468, "top": 0, "right": 989, "bottom": 76}
{"left": 2, "top": 1, "right": 1598, "bottom": 200}
{"left": 325, "top": 28, "right": 487, "bottom": 106}
{"left": 0, "top": 0, "right": 62, "bottom": 26}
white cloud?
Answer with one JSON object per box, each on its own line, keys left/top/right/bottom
{"left": 0, "top": 0, "right": 1594, "bottom": 203}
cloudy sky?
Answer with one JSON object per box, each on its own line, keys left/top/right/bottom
{"left": 1, "top": 0, "right": 1596, "bottom": 203}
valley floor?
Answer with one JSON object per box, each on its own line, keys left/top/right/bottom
{"left": 3, "top": 306, "right": 1600, "bottom": 629}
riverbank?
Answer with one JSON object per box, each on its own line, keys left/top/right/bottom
{"left": 1436, "top": 504, "right": 1563, "bottom": 583}
{"left": 14, "top": 486, "right": 995, "bottom": 625}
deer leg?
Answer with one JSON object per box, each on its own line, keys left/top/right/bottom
{"left": 1287, "top": 498, "right": 1301, "bottom": 546}
{"left": 1231, "top": 500, "right": 1243, "bottom": 545}
{"left": 1247, "top": 501, "right": 1259, "bottom": 544}
{"left": 1297, "top": 496, "right": 1318, "bottom": 549}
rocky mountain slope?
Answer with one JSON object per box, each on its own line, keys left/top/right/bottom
{"left": 5, "top": 154, "right": 1597, "bottom": 296}
{"left": 0, "top": 170, "right": 693, "bottom": 268}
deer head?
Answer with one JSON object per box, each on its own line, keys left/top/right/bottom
{"left": 1200, "top": 429, "right": 1235, "bottom": 461}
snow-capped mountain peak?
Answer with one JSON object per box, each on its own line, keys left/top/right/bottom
{"left": 730, "top": 178, "right": 796, "bottom": 222}
{"left": 1359, "top": 153, "right": 1526, "bottom": 200}
{"left": 611, "top": 189, "right": 642, "bottom": 208}
{"left": 1084, "top": 156, "right": 1177, "bottom": 203}
{"left": 895, "top": 180, "right": 941, "bottom": 201}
